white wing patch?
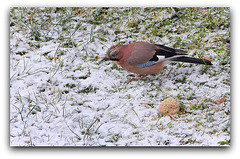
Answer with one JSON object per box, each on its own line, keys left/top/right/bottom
{"left": 156, "top": 55, "right": 185, "bottom": 63}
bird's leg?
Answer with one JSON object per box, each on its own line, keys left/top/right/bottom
{"left": 137, "top": 74, "right": 149, "bottom": 80}
{"left": 126, "top": 77, "right": 138, "bottom": 83}
{"left": 127, "top": 74, "right": 149, "bottom": 83}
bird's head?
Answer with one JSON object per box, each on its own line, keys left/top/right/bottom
{"left": 100, "top": 45, "right": 121, "bottom": 62}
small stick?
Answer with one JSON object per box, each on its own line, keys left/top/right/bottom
{"left": 167, "top": 114, "right": 177, "bottom": 121}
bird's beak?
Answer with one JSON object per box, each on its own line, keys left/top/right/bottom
{"left": 99, "top": 57, "right": 110, "bottom": 63}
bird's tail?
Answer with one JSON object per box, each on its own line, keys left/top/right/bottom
{"left": 154, "top": 44, "right": 212, "bottom": 65}
{"left": 170, "top": 56, "right": 212, "bottom": 65}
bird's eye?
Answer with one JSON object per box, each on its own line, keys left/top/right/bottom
{"left": 111, "top": 51, "right": 119, "bottom": 57}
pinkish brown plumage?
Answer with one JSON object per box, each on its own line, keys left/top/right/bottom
{"left": 101, "top": 41, "right": 212, "bottom": 81}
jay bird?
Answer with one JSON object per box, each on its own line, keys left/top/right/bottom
{"left": 101, "top": 41, "right": 212, "bottom": 81}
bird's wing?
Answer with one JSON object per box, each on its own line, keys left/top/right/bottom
{"left": 154, "top": 44, "right": 188, "bottom": 57}
{"left": 126, "top": 42, "right": 157, "bottom": 66}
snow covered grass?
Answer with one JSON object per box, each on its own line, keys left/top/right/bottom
{"left": 10, "top": 7, "right": 230, "bottom": 146}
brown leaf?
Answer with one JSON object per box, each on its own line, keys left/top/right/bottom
{"left": 214, "top": 96, "right": 225, "bottom": 105}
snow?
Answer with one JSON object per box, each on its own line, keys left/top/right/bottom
{"left": 10, "top": 7, "right": 230, "bottom": 146}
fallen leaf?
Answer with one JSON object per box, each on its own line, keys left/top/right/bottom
{"left": 54, "top": 57, "right": 57, "bottom": 63}
{"left": 15, "top": 58, "right": 21, "bottom": 61}
{"left": 203, "top": 57, "right": 212, "bottom": 62}
{"left": 214, "top": 96, "right": 225, "bottom": 105}
{"left": 28, "top": 47, "right": 35, "bottom": 51}
{"left": 74, "top": 9, "right": 81, "bottom": 15}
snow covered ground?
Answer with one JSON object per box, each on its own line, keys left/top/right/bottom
{"left": 10, "top": 7, "right": 230, "bottom": 146}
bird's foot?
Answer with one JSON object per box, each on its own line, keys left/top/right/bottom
{"left": 127, "top": 74, "right": 136, "bottom": 77}
{"left": 137, "top": 74, "right": 149, "bottom": 80}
